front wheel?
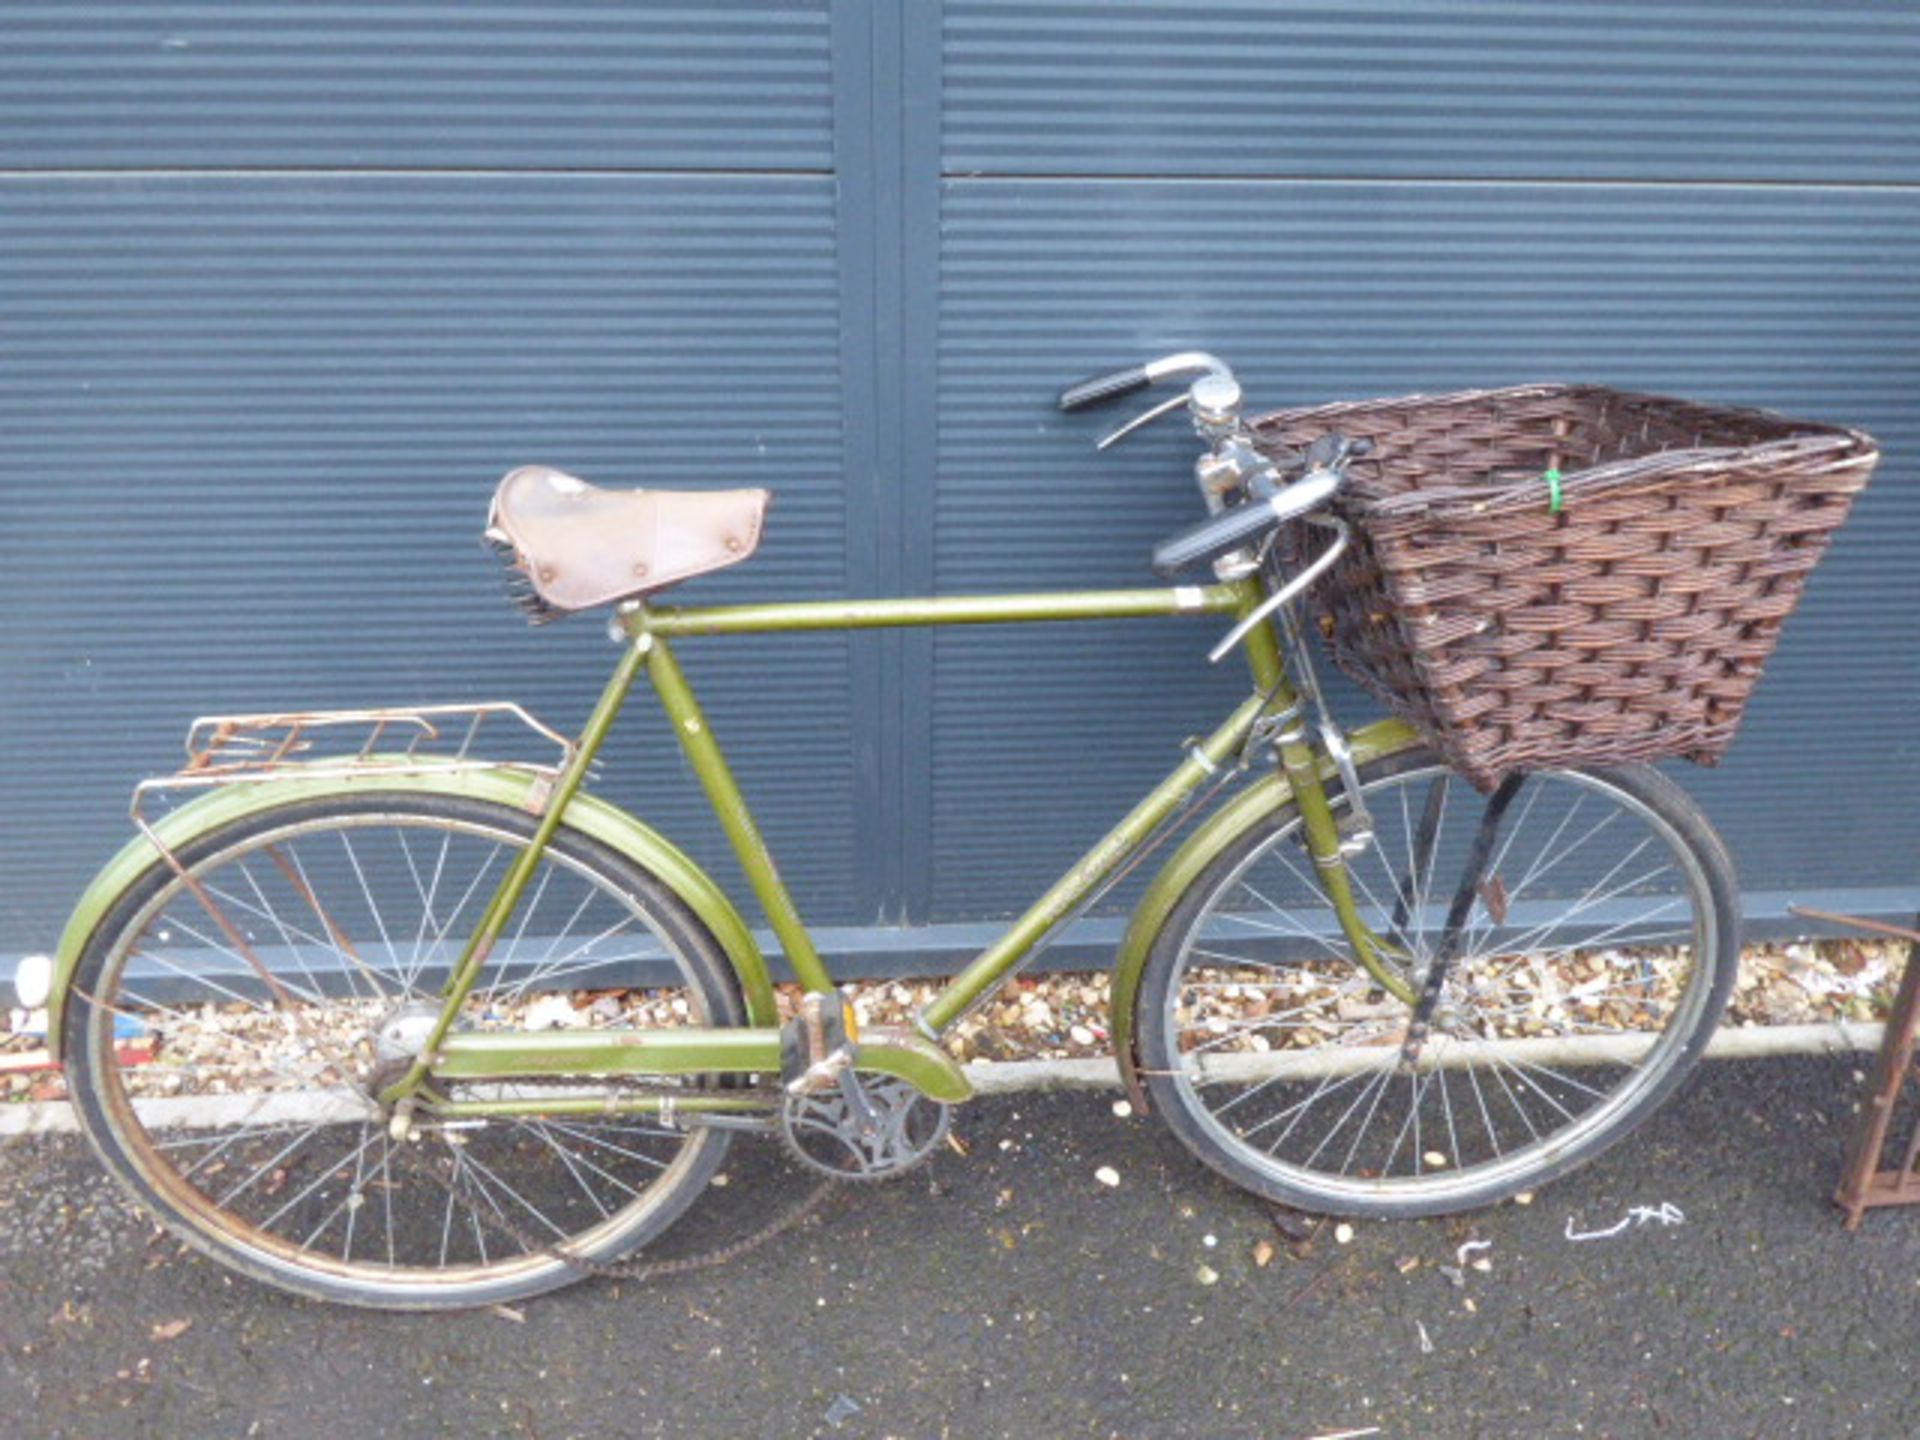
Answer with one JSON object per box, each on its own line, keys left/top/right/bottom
{"left": 1136, "top": 753, "right": 1740, "bottom": 1217}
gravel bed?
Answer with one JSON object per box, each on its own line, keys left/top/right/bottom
{"left": 2, "top": 938, "right": 1905, "bottom": 1100}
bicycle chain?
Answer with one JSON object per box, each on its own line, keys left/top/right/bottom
{"left": 395, "top": 1119, "right": 843, "bottom": 1282}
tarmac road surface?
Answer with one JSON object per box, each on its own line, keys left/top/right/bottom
{"left": 2, "top": 1051, "right": 1917, "bottom": 1439}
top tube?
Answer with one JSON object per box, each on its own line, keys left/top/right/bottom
{"left": 627, "top": 585, "right": 1244, "bottom": 638}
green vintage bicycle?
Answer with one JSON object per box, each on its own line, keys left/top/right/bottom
{"left": 48, "top": 353, "right": 1739, "bottom": 1308}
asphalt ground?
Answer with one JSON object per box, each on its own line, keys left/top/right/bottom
{"left": 2, "top": 1052, "right": 1917, "bottom": 1440}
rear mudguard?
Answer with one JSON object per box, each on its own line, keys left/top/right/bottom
{"left": 1109, "top": 718, "right": 1424, "bottom": 1103}
{"left": 47, "top": 764, "right": 780, "bottom": 1054}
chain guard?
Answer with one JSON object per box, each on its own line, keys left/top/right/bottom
{"left": 780, "top": 1074, "right": 951, "bottom": 1181}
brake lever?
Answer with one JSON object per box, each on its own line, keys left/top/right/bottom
{"left": 1096, "top": 391, "right": 1189, "bottom": 451}
{"left": 1207, "top": 515, "right": 1351, "bottom": 664}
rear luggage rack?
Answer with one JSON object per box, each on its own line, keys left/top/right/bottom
{"left": 132, "top": 703, "right": 577, "bottom": 827}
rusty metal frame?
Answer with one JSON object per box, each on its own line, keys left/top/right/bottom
{"left": 1793, "top": 906, "right": 1920, "bottom": 1227}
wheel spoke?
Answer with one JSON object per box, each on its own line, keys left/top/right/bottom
{"left": 76, "top": 802, "right": 729, "bottom": 1299}
{"left": 1156, "top": 763, "right": 1729, "bottom": 1209}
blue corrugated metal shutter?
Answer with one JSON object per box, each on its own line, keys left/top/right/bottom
{"left": 0, "top": 4, "right": 869, "bottom": 960}
{"left": 928, "top": 0, "right": 1920, "bottom": 928}
{"left": 2, "top": 1, "right": 1915, "bottom": 978}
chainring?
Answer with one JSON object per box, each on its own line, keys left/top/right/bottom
{"left": 780, "top": 1074, "right": 952, "bottom": 1181}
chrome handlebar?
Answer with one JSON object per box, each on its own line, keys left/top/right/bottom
{"left": 1058, "top": 350, "right": 1367, "bottom": 662}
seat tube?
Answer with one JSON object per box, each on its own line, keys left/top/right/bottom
{"left": 642, "top": 634, "right": 836, "bottom": 994}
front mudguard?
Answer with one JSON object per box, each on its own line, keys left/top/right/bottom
{"left": 47, "top": 764, "right": 781, "bottom": 1054}
{"left": 1108, "top": 718, "right": 1424, "bottom": 1103}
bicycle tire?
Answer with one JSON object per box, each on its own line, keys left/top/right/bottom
{"left": 64, "top": 790, "right": 747, "bottom": 1309}
{"left": 1135, "top": 751, "right": 1740, "bottom": 1218}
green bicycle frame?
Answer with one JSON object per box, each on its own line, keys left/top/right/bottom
{"left": 385, "top": 575, "right": 1410, "bottom": 1106}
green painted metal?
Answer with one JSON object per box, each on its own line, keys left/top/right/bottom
{"left": 54, "top": 566, "right": 1418, "bottom": 1119}
{"left": 631, "top": 585, "right": 1241, "bottom": 637}
{"left": 853, "top": 1031, "right": 973, "bottom": 1103}
{"left": 382, "top": 639, "right": 656, "bottom": 1102}
{"left": 1107, "top": 716, "right": 1427, "bottom": 1096}
{"left": 434, "top": 1025, "right": 781, "bottom": 1079}
{"left": 644, "top": 635, "right": 837, "bottom": 993}
{"left": 1228, "top": 573, "right": 1414, "bottom": 1001}
{"left": 46, "top": 763, "right": 780, "bottom": 1054}
{"left": 917, "top": 688, "right": 1279, "bottom": 1036}
{"left": 1272, "top": 732, "right": 1416, "bottom": 1003}
{"left": 1231, "top": 580, "right": 1293, "bottom": 697}
{"left": 433, "top": 1025, "right": 970, "bottom": 1103}
{"left": 429, "top": 1093, "right": 772, "bottom": 1120}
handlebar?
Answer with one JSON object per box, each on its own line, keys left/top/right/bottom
{"left": 1151, "top": 466, "right": 1347, "bottom": 578}
{"left": 1054, "top": 354, "right": 1372, "bottom": 634}
{"left": 1058, "top": 364, "right": 1152, "bottom": 412}
{"left": 1057, "top": 351, "right": 1233, "bottom": 412}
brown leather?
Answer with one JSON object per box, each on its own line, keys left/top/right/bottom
{"left": 487, "top": 466, "right": 771, "bottom": 612}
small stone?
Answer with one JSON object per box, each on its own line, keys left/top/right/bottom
{"left": 1395, "top": 1255, "right": 1421, "bottom": 1274}
{"left": 1195, "top": 1264, "right": 1219, "bottom": 1286}
{"left": 1463, "top": 1297, "right": 1478, "bottom": 1313}
{"left": 1423, "top": 1151, "right": 1449, "bottom": 1169}
{"left": 1253, "top": 1240, "right": 1275, "bottom": 1268}
{"left": 1513, "top": 1191, "right": 1534, "bottom": 1206}
{"left": 1069, "top": 1024, "right": 1095, "bottom": 1046}
{"left": 1334, "top": 1223, "right": 1355, "bottom": 1245}
{"left": 523, "top": 994, "right": 583, "bottom": 1030}
{"left": 1202, "top": 1234, "right": 1218, "bottom": 1249}
{"left": 1111, "top": 1100, "right": 1133, "bottom": 1119}
{"left": 1094, "top": 1166, "right": 1121, "bottom": 1188}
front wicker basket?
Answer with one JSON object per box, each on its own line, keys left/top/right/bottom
{"left": 1249, "top": 385, "right": 1879, "bottom": 789}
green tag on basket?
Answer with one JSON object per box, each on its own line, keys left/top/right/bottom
{"left": 1543, "top": 467, "right": 1564, "bottom": 514}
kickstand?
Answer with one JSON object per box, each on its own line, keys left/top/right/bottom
{"left": 1400, "top": 773, "right": 1526, "bottom": 1066}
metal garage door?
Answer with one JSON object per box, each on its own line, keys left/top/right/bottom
{"left": 2, "top": 1, "right": 1915, "bottom": 982}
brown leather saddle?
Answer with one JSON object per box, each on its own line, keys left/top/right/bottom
{"left": 486, "top": 465, "right": 771, "bottom": 614}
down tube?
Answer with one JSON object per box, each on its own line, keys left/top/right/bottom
{"left": 917, "top": 690, "right": 1275, "bottom": 1037}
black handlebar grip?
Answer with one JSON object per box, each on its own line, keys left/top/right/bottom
{"left": 1151, "top": 497, "right": 1283, "bottom": 578}
{"left": 1058, "top": 364, "right": 1152, "bottom": 412}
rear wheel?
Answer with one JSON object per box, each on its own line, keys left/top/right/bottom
{"left": 1136, "top": 754, "right": 1739, "bottom": 1217}
{"left": 65, "top": 791, "right": 747, "bottom": 1309}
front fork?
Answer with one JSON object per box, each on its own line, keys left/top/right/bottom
{"left": 1236, "top": 587, "right": 1419, "bottom": 1005}
{"left": 1240, "top": 578, "right": 1529, "bottom": 1039}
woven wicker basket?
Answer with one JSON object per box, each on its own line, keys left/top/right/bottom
{"left": 1249, "top": 385, "right": 1879, "bottom": 789}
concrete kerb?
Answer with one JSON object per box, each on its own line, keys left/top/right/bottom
{"left": 0, "top": 1019, "right": 1885, "bottom": 1137}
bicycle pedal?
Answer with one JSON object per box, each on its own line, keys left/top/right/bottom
{"left": 779, "top": 990, "right": 857, "bottom": 1096}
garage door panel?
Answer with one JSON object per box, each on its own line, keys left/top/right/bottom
{"left": 945, "top": 0, "right": 1920, "bottom": 183}
{"left": 0, "top": 174, "right": 862, "bottom": 938}
{"left": 931, "top": 177, "right": 1920, "bottom": 914}
{"left": 0, "top": 2, "right": 832, "bottom": 171}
